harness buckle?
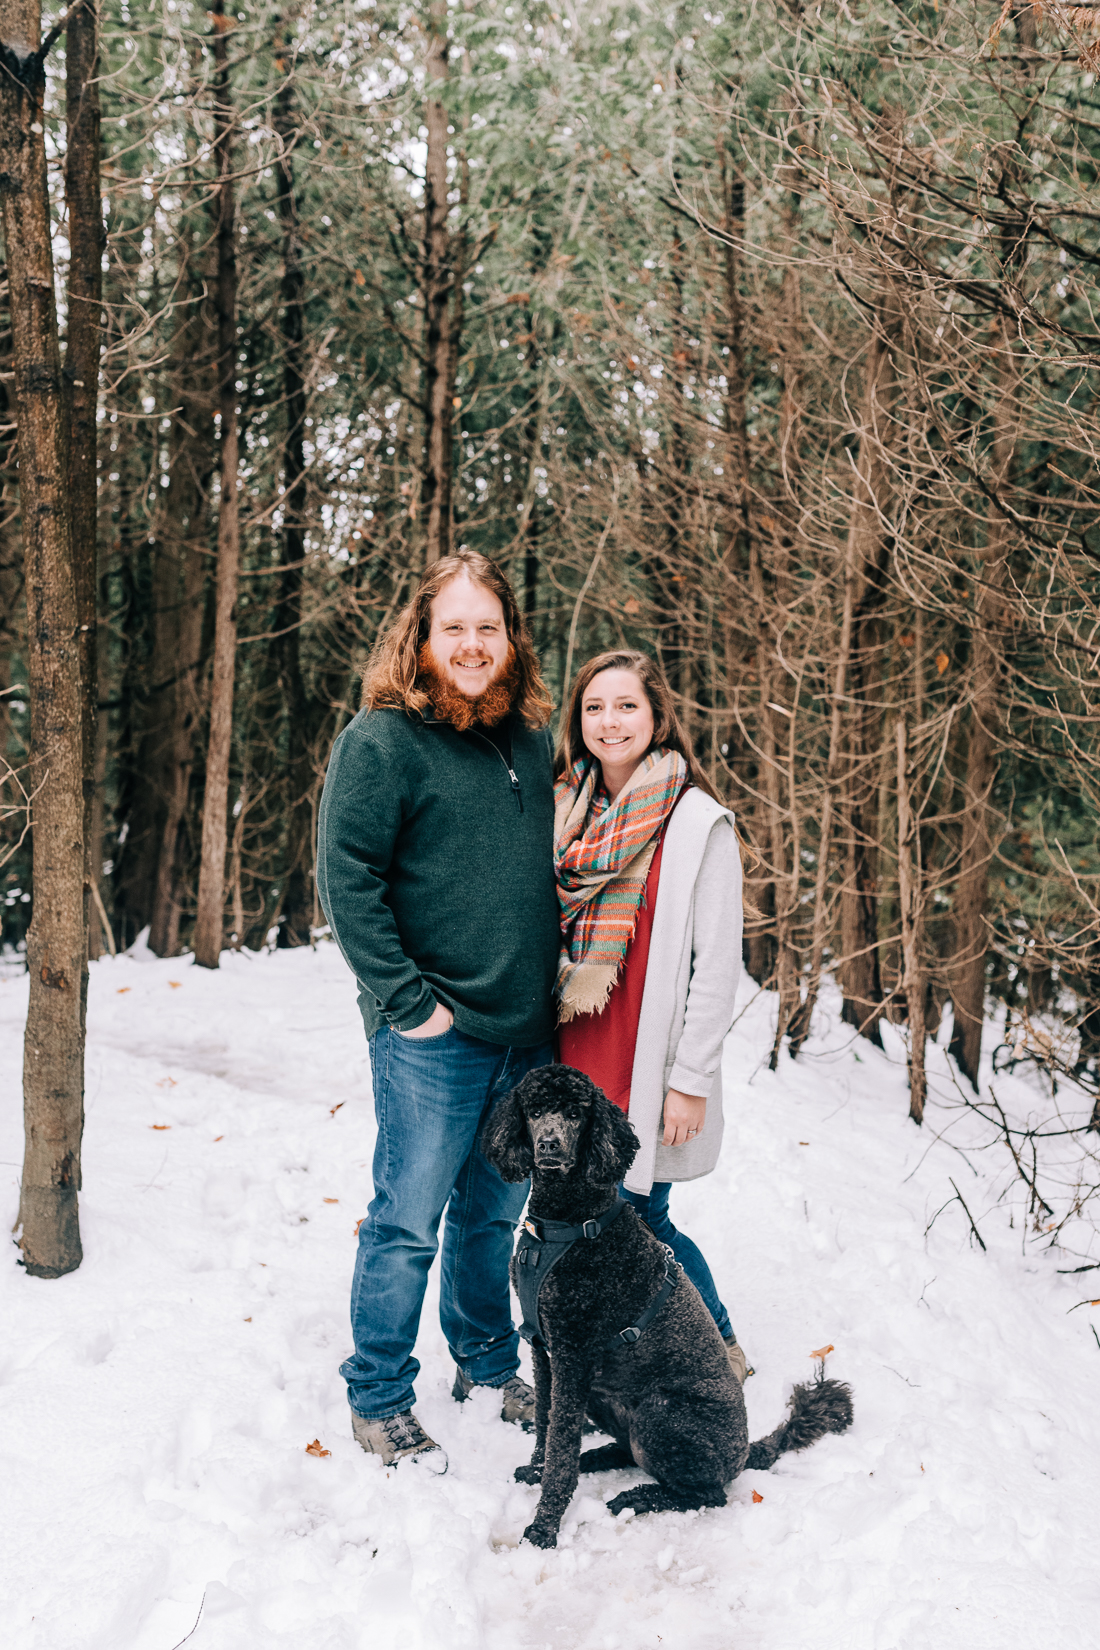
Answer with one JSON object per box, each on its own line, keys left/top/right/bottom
{"left": 581, "top": 1219, "right": 600, "bottom": 1239}
{"left": 619, "top": 1326, "right": 641, "bottom": 1344}
{"left": 523, "top": 1218, "right": 543, "bottom": 1240}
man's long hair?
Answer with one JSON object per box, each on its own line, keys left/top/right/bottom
{"left": 555, "top": 649, "right": 721, "bottom": 801}
{"left": 361, "top": 551, "right": 554, "bottom": 730}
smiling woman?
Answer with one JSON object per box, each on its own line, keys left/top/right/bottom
{"left": 553, "top": 649, "right": 750, "bottom": 1383}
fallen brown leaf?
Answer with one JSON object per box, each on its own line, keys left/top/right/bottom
{"left": 324, "top": 1197, "right": 339, "bottom": 1204}
{"left": 168, "top": 981, "right": 182, "bottom": 989}
{"left": 305, "top": 1439, "right": 331, "bottom": 1458}
{"left": 150, "top": 1124, "right": 171, "bottom": 1131}
{"left": 156, "top": 1077, "right": 177, "bottom": 1089}
{"left": 213, "top": 1135, "right": 224, "bottom": 1142}
{"left": 935, "top": 651, "right": 950, "bottom": 675}
{"left": 354, "top": 1219, "right": 364, "bottom": 1235}
{"left": 243, "top": 1317, "right": 252, "bottom": 1322}
{"left": 752, "top": 1490, "right": 764, "bottom": 1503}
{"left": 810, "top": 1344, "right": 834, "bottom": 1360}
{"left": 330, "top": 1102, "right": 345, "bottom": 1117}
{"left": 117, "top": 987, "right": 131, "bottom": 995}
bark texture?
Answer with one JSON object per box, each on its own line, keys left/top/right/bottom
{"left": 63, "top": 0, "right": 102, "bottom": 960}
{"left": 192, "top": 0, "right": 240, "bottom": 969}
{"left": 837, "top": 316, "right": 899, "bottom": 1047}
{"left": 147, "top": 269, "right": 216, "bottom": 957}
{"left": 896, "top": 718, "right": 927, "bottom": 1124}
{"left": 948, "top": 318, "right": 1013, "bottom": 1088}
{"left": 272, "top": 65, "right": 316, "bottom": 948}
{"left": 421, "top": 0, "right": 462, "bottom": 563}
{"left": 2, "top": 0, "right": 86, "bottom": 1276}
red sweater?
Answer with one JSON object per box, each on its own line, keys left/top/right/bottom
{"left": 558, "top": 831, "right": 666, "bottom": 1116}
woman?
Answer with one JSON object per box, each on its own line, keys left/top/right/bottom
{"left": 553, "top": 650, "right": 750, "bottom": 1381}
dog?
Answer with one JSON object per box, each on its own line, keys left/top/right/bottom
{"left": 481, "top": 1064, "right": 853, "bottom": 1549}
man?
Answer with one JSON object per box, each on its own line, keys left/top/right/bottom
{"left": 317, "top": 550, "right": 559, "bottom": 1471}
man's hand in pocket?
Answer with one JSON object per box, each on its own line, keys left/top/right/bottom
{"left": 398, "top": 1002, "right": 454, "bottom": 1039}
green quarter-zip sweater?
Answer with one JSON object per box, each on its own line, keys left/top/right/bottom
{"left": 317, "top": 706, "right": 560, "bottom": 1047}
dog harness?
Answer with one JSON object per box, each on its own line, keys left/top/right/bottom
{"left": 515, "top": 1197, "right": 681, "bottom": 1353}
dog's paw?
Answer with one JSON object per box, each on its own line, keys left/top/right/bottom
{"left": 522, "top": 1522, "right": 558, "bottom": 1549}
{"left": 514, "top": 1462, "right": 544, "bottom": 1485}
{"left": 606, "top": 1489, "right": 640, "bottom": 1518}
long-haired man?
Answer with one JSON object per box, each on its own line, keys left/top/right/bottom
{"left": 317, "top": 551, "right": 558, "bottom": 1470}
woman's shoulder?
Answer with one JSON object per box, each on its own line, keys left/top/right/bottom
{"left": 672, "top": 785, "right": 737, "bottom": 834}
{"left": 658, "top": 787, "right": 738, "bottom": 880}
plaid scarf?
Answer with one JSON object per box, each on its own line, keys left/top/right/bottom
{"left": 554, "top": 747, "right": 687, "bottom": 1021}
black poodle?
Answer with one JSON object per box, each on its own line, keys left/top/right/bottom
{"left": 481, "top": 1064, "right": 853, "bottom": 1549}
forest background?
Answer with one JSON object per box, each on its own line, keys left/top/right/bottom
{"left": 2, "top": 0, "right": 1099, "bottom": 1273}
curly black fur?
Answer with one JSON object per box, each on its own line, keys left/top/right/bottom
{"left": 744, "top": 1374, "right": 855, "bottom": 1472}
{"left": 481, "top": 1066, "right": 855, "bottom": 1549}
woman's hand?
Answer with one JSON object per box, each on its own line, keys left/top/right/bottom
{"left": 398, "top": 1001, "right": 454, "bottom": 1039}
{"left": 662, "top": 1089, "right": 706, "bottom": 1148}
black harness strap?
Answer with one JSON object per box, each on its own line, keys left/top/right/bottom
{"left": 515, "top": 1198, "right": 628, "bottom": 1349}
{"left": 601, "top": 1247, "right": 680, "bottom": 1352}
{"left": 515, "top": 1198, "right": 680, "bottom": 1353}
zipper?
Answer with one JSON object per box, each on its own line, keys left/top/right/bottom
{"left": 471, "top": 728, "right": 524, "bottom": 811}
{"left": 424, "top": 713, "right": 524, "bottom": 812}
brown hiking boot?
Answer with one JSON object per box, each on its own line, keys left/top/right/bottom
{"left": 452, "top": 1366, "right": 535, "bottom": 1428}
{"left": 350, "top": 1409, "right": 448, "bottom": 1472}
{"left": 723, "top": 1337, "right": 754, "bottom": 1383}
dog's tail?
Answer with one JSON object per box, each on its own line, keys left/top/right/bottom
{"left": 745, "top": 1375, "right": 853, "bottom": 1472}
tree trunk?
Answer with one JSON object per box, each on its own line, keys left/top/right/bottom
{"left": 147, "top": 503, "right": 209, "bottom": 957}
{"left": 422, "top": 0, "right": 458, "bottom": 564}
{"left": 896, "top": 718, "right": 927, "bottom": 1124}
{"left": 2, "top": 0, "right": 85, "bottom": 1277}
{"left": 146, "top": 236, "right": 216, "bottom": 956}
{"left": 64, "top": 0, "right": 102, "bottom": 963}
{"left": 272, "top": 63, "right": 317, "bottom": 949}
{"left": 788, "top": 567, "right": 853, "bottom": 1056}
{"left": 193, "top": 0, "right": 240, "bottom": 969}
{"left": 836, "top": 317, "right": 899, "bottom": 1046}
{"left": 948, "top": 318, "right": 1013, "bottom": 1089}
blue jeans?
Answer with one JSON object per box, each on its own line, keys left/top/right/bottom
{"left": 621, "top": 1181, "right": 734, "bottom": 1343}
{"left": 341, "top": 1024, "right": 553, "bottom": 1419}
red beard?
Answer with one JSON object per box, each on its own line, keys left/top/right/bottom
{"left": 416, "top": 642, "right": 520, "bottom": 731}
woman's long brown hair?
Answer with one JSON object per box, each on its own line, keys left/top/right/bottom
{"left": 555, "top": 650, "right": 722, "bottom": 801}
{"left": 361, "top": 550, "right": 554, "bottom": 730}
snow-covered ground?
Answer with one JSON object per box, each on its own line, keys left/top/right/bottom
{"left": 2, "top": 942, "right": 1098, "bottom": 1650}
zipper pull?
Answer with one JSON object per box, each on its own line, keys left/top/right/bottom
{"left": 508, "top": 767, "right": 524, "bottom": 812}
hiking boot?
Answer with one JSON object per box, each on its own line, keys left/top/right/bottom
{"left": 452, "top": 1366, "right": 535, "bottom": 1428}
{"left": 350, "top": 1409, "right": 448, "bottom": 1472}
{"left": 723, "top": 1337, "right": 754, "bottom": 1383}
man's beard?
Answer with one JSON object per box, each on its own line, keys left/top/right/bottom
{"left": 417, "top": 642, "right": 520, "bottom": 731}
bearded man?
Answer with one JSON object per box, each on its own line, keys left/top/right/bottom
{"left": 317, "top": 551, "right": 558, "bottom": 1471}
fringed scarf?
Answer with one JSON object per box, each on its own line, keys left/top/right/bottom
{"left": 554, "top": 747, "right": 687, "bottom": 1021}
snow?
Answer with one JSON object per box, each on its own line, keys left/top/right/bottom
{"left": 2, "top": 943, "right": 1099, "bottom": 1650}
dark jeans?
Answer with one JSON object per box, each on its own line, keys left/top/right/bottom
{"left": 621, "top": 1181, "right": 734, "bottom": 1343}
{"left": 341, "top": 1024, "right": 553, "bottom": 1419}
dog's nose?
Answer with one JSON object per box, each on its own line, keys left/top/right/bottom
{"left": 536, "top": 1134, "right": 562, "bottom": 1156}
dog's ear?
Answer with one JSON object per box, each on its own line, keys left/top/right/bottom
{"left": 480, "top": 1085, "right": 534, "bottom": 1183}
{"left": 582, "top": 1086, "right": 640, "bottom": 1184}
